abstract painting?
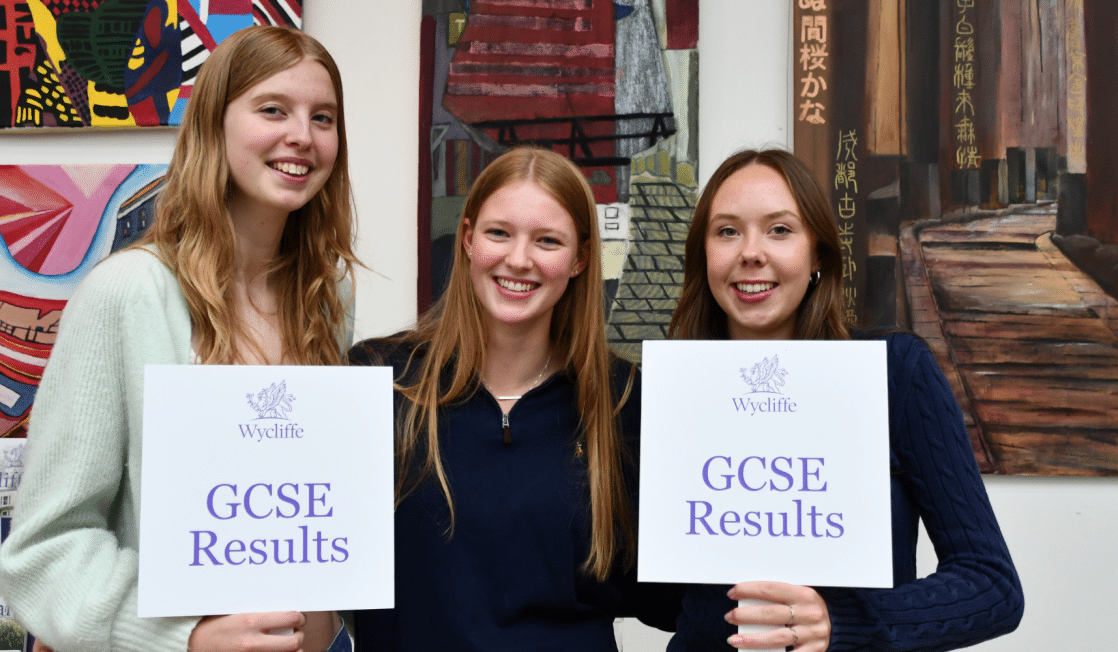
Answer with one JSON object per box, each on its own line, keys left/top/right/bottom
{"left": 792, "top": 0, "right": 1118, "bottom": 476}
{"left": 0, "top": 164, "right": 167, "bottom": 437}
{"left": 0, "top": 0, "right": 303, "bottom": 128}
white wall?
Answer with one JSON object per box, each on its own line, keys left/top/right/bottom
{"left": 2, "top": 3, "right": 1113, "bottom": 650}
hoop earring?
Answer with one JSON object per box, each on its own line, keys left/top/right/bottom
{"left": 809, "top": 270, "right": 822, "bottom": 286}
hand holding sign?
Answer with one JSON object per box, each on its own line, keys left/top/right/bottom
{"left": 725, "top": 583, "right": 830, "bottom": 651}
{"left": 188, "top": 612, "right": 304, "bottom": 652}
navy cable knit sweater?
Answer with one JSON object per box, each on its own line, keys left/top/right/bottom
{"left": 668, "top": 332, "right": 1024, "bottom": 651}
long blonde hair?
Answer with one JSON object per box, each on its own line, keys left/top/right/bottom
{"left": 394, "top": 147, "right": 635, "bottom": 580}
{"left": 138, "top": 26, "right": 357, "bottom": 364}
{"left": 669, "top": 149, "right": 848, "bottom": 341}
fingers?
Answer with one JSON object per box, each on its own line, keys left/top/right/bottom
{"left": 188, "top": 612, "right": 307, "bottom": 652}
{"left": 723, "top": 583, "right": 832, "bottom": 651}
{"left": 727, "top": 625, "right": 800, "bottom": 650}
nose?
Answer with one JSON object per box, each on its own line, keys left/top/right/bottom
{"left": 286, "top": 116, "right": 312, "bottom": 148}
{"left": 506, "top": 237, "right": 532, "bottom": 269}
{"left": 738, "top": 230, "right": 765, "bottom": 266}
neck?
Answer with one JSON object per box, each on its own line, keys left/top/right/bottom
{"left": 482, "top": 322, "right": 554, "bottom": 398}
{"left": 228, "top": 202, "right": 288, "bottom": 287}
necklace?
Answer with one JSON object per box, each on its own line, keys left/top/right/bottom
{"left": 486, "top": 351, "right": 552, "bottom": 401}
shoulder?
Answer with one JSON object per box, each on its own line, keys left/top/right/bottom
{"left": 849, "top": 328, "right": 933, "bottom": 373}
{"left": 62, "top": 248, "right": 185, "bottom": 326}
{"left": 347, "top": 333, "right": 425, "bottom": 376}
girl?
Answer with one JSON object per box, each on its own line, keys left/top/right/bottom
{"left": 0, "top": 26, "right": 357, "bottom": 652}
{"left": 347, "top": 147, "right": 678, "bottom": 650}
{"left": 667, "top": 149, "right": 1023, "bottom": 651}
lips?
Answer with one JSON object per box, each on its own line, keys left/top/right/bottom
{"left": 734, "top": 281, "right": 776, "bottom": 294}
{"left": 495, "top": 277, "right": 539, "bottom": 293}
{"left": 269, "top": 161, "right": 310, "bottom": 176}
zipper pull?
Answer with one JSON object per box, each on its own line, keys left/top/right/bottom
{"left": 502, "top": 412, "right": 511, "bottom": 445}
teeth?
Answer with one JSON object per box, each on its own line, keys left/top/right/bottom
{"left": 271, "top": 162, "right": 309, "bottom": 176}
{"left": 735, "top": 282, "right": 775, "bottom": 294}
{"left": 497, "top": 278, "right": 536, "bottom": 292}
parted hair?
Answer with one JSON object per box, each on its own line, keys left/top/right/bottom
{"left": 393, "top": 147, "right": 635, "bottom": 580}
{"left": 669, "top": 148, "right": 849, "bottom": 341}
{"left": 138, "top": 25, "right": 357, "bottom": 365}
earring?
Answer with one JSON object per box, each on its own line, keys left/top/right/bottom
{"left": 810, "top": 270, "right": 822, "bottom": 286}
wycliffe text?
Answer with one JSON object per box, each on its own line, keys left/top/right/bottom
{"left": 190, "top": 482, "right": 349, "bottom": 567}
{"left": 687, "top": 456, "right": 844, "bottom": 538}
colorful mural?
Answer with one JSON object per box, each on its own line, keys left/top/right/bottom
{"left": 419, "top": 0, "right": 699, "bottom": 363}
{"left": 0, "top": 0, "right": 303, "bottom": 128}
{"left": 0, "top": 164, "right": 166, "bottom": 437}
{"left": 792, "top": 0, "right": 1118, "bottom": 476}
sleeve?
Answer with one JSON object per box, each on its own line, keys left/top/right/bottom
{"left": 0, "top": 255, "right": 198, "bottom": 652}
{"left": 610, "top": 362, "right": 686, "bottom": 631}
{"left": 818, "top": 334, "right": 1024, "bottom": 651}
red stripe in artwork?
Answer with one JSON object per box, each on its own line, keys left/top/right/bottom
{"left": 474, "top": 0, "right": 591, "bottom": 10}
{"left": 449, "top": 62, "right": 612, "bottom": 79}
{"left": 446, "top": 82, "right": 614, "bottom": 97}
{"left": 177, "top": 2, "right": 218, "bottom": 51}
{"left": 467, "top": 41, "right": 613, "bottom": 57}
{"left": 467, "top": 13, "right": 592, "bottom": 31}
{"left": 126, "top": 51, "right": 169, "bottom": 98}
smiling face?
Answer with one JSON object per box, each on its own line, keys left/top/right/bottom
{"left": 705, "top": 163, "right": 819, "bottom": 341}
{"left": 223, "top": 57, "right": 338, "bottom": 222}
{"left": 462, "top": 180, "right": 586, "bottom": 336}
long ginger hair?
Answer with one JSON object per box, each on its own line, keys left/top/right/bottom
{"left": 394, "top": 147, "right": 635, "bottom": 580}
{"left": 138, "top": 25, "right": 357, "bottom": 364}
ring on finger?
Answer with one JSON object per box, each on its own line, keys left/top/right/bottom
{"left": 788, "top": 625, "right": 798, "bottom": 648}
{"left": 786, "top": 604, "right": 795, "bottom": 625}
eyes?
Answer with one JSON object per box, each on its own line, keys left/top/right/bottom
{"left": 259, "top": 104, "right": 336, "bottom": 127}
{"left": 484, "top": 227, "right": 567, "bottom": 248}
{"left": 713, "top": 222, "right": 797, "bottom": 238}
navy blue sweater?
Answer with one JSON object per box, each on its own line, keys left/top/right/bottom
{"left": 668, "top": 332, "right": 1024, "bottom": 651}
{"left": 348, "top": 338, "right": 680, "bottom": 651}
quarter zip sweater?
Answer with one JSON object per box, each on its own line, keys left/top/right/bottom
{"left": 347, "top": 339, "right": 680, "bottom": 651}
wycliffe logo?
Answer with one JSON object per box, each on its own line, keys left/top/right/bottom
{"left": 733, "top": 355, "right": 799, "bottom": 415}
{"left": 240, "top": 381, "right": 305, "bottom": 442}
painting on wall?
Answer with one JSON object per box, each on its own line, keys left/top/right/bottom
{"left": 0, "top": 0, "right": 303, "bottom": 128}
{"left": 792, "top": 0, "right": 1118, "bottom": 476}
{"left": 418, "top": 0, "right": 699, "bottom": 363}
{"left": 0, "top": 164, "right": 167, "bottom": 438}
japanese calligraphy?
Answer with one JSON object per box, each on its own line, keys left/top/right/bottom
{"left": 952, "top": 1, "right": 979, "bottom": 169}
{"left": 834, "top": 130, "right": 859, "bottom": 325}
{"left": 796, "top": 2, "right": 829, "bottom": 125}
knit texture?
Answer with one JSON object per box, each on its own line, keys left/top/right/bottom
{"left": 669, "top": 332, "right": 1023, "bottom": 651}
{"left": 0, "top": 249, "right": 354, "bottom": 652}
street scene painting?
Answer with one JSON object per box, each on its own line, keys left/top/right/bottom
{"left": 0, "top": 0, "right": 303, "bottom": 128}
{"left": 419, "top": 0, "right": 699, "bottom": 362}
{"left": 0, "top": 164, "right": 167, "bottom": 438}
{"left": 792, "top": 0, "right": 1117, "bottom": 476}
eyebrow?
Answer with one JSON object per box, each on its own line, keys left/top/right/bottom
{"left": 711, "top": 209, "right": 801, "bottom": 221}
{"left": 249, "top": 92, "right": 337, "bottom": 111}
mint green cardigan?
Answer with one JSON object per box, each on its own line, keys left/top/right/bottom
{"left": 0, "top": 248, "right": 353, "bottom": 652}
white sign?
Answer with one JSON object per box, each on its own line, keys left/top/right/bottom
{"left": 139, "top": 365, "right": 394, "bottom": 617}
{"left": 639, "top": 340, "right": 892, "bottom": 588}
